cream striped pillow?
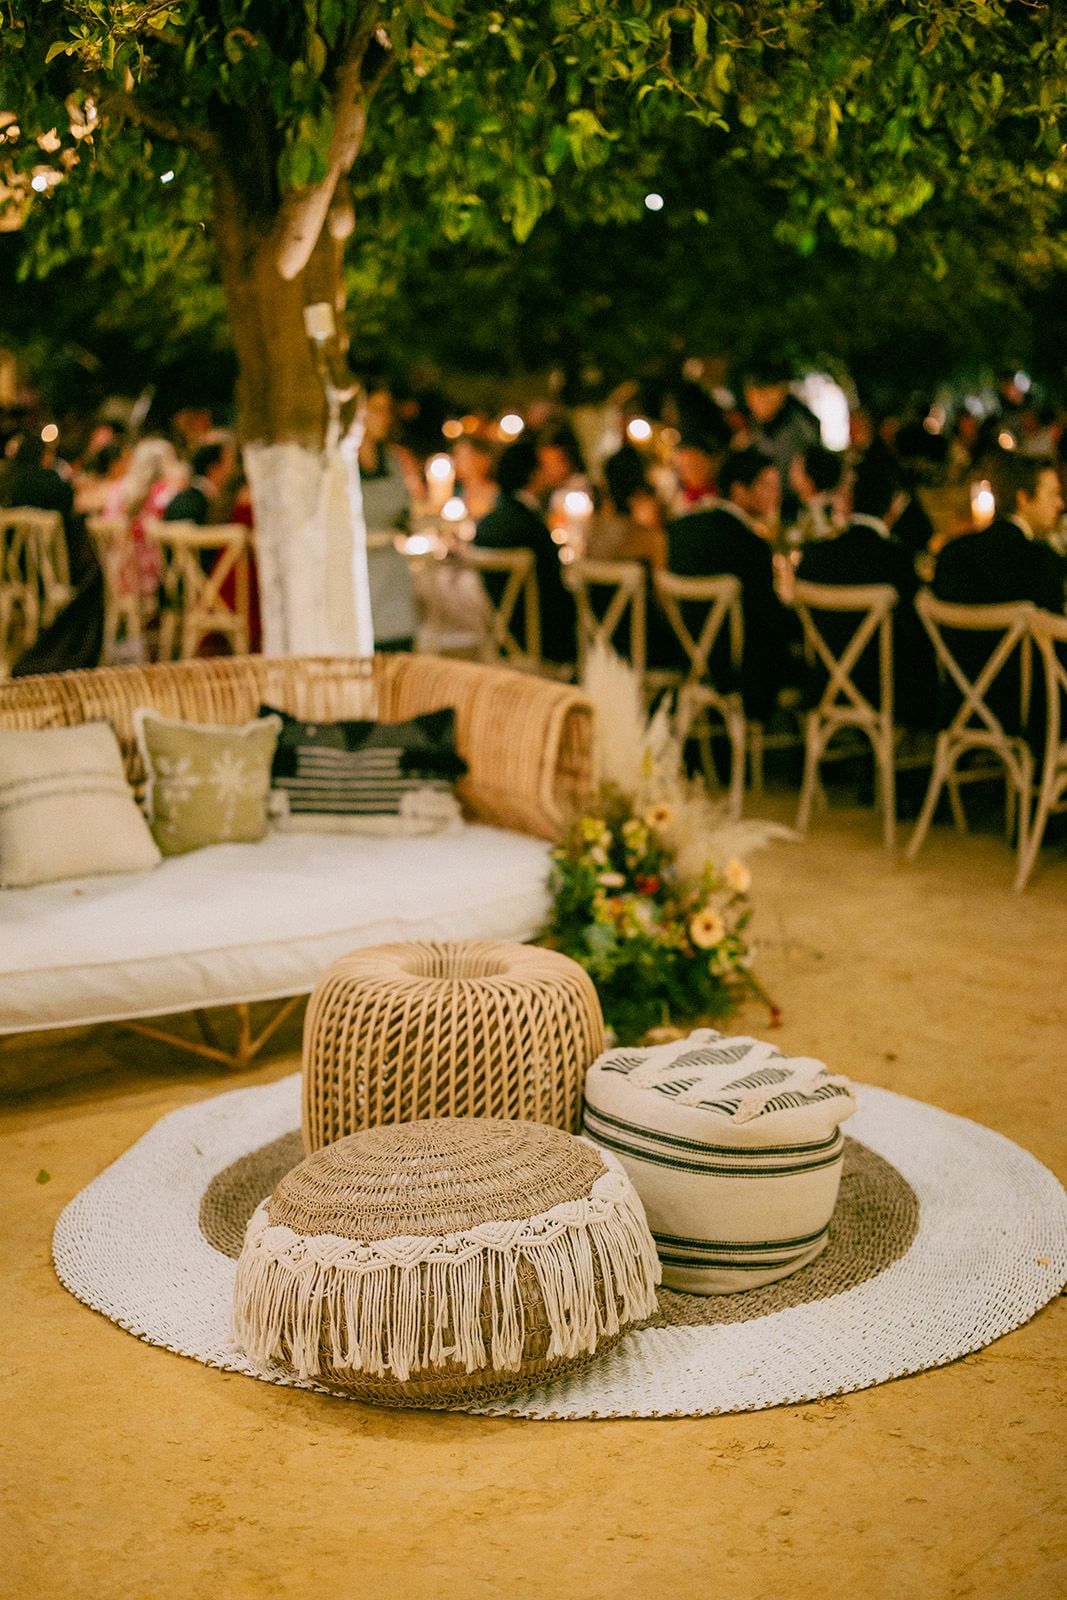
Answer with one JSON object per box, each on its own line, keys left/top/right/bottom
{"left": 584, "top": 1030, "right": 857, "bottom": 1294}
{"left": 0, "top": 722, "right": 161, "bottom": 888}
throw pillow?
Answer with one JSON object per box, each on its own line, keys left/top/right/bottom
{"left": 261, "top": 705, "right": 467, "bottom": 835}
{"left": 134, "top": 709, "right": 282, "bottom": 855}
{"left": 0, "top": 722, "right": 161, "bottom": 888}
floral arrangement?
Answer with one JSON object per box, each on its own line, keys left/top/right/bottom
{"left": 540, "top": 643, "right": 785, "bottom": 1044}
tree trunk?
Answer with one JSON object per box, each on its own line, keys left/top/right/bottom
{"left": 213, "top": 172, "right": 373, "bottom": 658}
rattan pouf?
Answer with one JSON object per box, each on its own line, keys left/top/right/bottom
{"left": 302, "top": 940, "right": 604, "bottom": 1151}
{"left": 231, "top": 1116, "right": 660, "bottom": 1407}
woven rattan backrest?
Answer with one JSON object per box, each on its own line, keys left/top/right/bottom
{"left": 0, "top": 653, "right": 594, "bottom": 839}
{"left": 916, "top": 591, "right": 1035, "bottom": 742}
{"left": 456, "top": 545, "right": 541, "bottom": 666}
{"left": 793, "top": 581, "right": 898, "bottom": 722}
{"left": 1, "top": 508, "right": 68, "bottom": 614}
{"left": 653, "top": 571, "right": 742, "bottom": 684}
{"left": 566, "top": 558, "right": 647, "bottom": 676}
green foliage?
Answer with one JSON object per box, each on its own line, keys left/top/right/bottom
{"left": 1, "top": 1, "right": 1065, "bottom": 400}
{"left": 541, "top": 790, "right": 761, "bottom": 1045}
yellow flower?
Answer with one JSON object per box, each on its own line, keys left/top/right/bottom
{"left": 725, "top": 858, "right": 752, "bottom": 895}
{"left": 689, "top": 907, "right": 726, "bottom": 949}
{"left": 643, "top": 802, "right": 674, "bottom": 832}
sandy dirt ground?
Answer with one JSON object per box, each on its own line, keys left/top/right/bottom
{"left": 2, "top": 803, "right": 1065, "bottom": 1600}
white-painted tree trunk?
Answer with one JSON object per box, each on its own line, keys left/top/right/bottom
{"left": 243, "top": 438, "right": 375, "bottom": 658}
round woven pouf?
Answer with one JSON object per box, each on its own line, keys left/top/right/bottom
{"left": 302, "top": 940, "right": 604, "bottom": 1151}
{"left": 231, "top": 1116, "right": 660, "bottom": 1407}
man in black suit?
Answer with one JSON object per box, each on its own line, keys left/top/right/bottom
{"left": 798, "top": 463, "right": 935, "bottom": 728}
{"left": 664, "top": 446, "right": 784, "bottom": 721}
{"left": 164, "top": 440, "right": 236, "bottom": 525}
{"left": 934, "top": 450, "right": 1065, "bottom": 612}
{"left": 933, "top": 449, "right": 1065, "bottom": 738}
{"left": 474, "top": 436, "right": 575, "bottom": 666}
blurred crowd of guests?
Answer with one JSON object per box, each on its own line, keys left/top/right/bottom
{"left": 3, "top": 367, "right": 1066, "bottom": 741}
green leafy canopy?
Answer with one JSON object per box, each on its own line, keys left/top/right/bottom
{"left": 2, "top": 1, "right": 1065, "bottom": 391}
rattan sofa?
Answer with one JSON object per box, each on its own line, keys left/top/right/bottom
{"left": 0, "top": 654, "right": 594, "bottom": 1067}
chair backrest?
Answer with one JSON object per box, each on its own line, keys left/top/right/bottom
{"left": 792, "top": 580, "right": 898, "bottom": 722}
{"left": 1030, "top": 608, "right": 1067, "bottom": 759}
{"left": 565, "top": 558, "right": 646, "bottom": 675}
{"left": 1, "top": 507, "right": 67, "bottom": 592}
{"left": 455, "top": 544, "right": 541, "bottom": 667}
{"left": 146, "top": 519, "right": 251, "bottom": 658}
{"left": 652, "top": 570, "right": 742, "bottom": 685}
{"left": 915, "top": 590, "right": 1035, "bottom": 743}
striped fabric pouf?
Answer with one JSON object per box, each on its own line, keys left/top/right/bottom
{"left": 583, "top": 1030, "right": 857, "bottom": 1294}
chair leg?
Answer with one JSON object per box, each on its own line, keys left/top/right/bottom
{"left": 947, "top": 769, "right": 968, "bottom": 833}
{"left": 1014, "top": 769, "right": 1057, "bottom": 892}
{"left": 796, "top": 715, "right": 822, "bottom": 834}
{"left": 749, "top": 724, "right": 765, "bottom": 795}
{"left": 728, "top": 714, "right": 746, "bottom": 820}
{"left": 906, "top": 734, "right": 952, "bottom": 860}
{"left": 879, "top": 726, "right": 896, "bottom": 852}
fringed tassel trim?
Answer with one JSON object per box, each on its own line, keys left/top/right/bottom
{"left": 232, "top": 1167, "right": 660, "bottom": 1384}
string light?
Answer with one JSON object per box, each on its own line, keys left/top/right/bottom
{"left": 427, "top": 454, "right": 453, "bottom": 482}
{"left": 499, "top": 413, "right": 524, "bottom": 437}
{"left": 441, "top": 496, "right": 467, "bottom": 522}
{"left": 563, "top": 489, "right": 593, "bottom": 518}
{"left": 626, "top": 417, "right": 653, "bottom": 443}
{"left": 30, "top": 173, "right": 48, "bottom": 192}
{"left": 40, "top": 423, "right": 58, "bottom": 443}
{"left": 442, "top": 419, "right": 463, "bottom": 439}
{"left": 644, "top": 192, "right": 664, "bottom": 212}
{"left": 160, "top": 170, "right": 175, "bottom": 184}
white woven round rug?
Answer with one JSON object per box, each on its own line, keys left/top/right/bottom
{"left": 52, "top": 1074, "right": 1067, "bottom": 1419}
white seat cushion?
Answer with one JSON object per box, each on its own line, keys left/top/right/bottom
{"left": 0, "top": 824, "right": 552, "bottom": 1033}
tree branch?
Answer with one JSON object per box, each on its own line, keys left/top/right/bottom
{"left": 104, "top": 89, "right": 215, "bottom": 157}
{"left": 271, "top": 13, "right": 395, "bottom": 282}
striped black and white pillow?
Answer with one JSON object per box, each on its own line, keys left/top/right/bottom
{"left": 261, "top": 706, "right": 467, "bottom": 833}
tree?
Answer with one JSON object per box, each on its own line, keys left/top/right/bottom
{"left": 2, "top": 1, "right": 1066, "bottom": 651}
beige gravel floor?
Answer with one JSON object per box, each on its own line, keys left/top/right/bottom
{"left": 2, "top": 801, "right": 1065, "bottom": 1600}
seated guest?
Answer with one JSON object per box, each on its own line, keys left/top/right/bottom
{"left": 587, "top": 450, "right": 666, "bottom": 568}
{"left": 664, "top": 447, "right": 786, "bottom": 721}
{"left": 933, "top": 449, "right": 1066, "bottom": 739}
{"left": 2, "top": 433, "right": 74, "bottom": 522}
{"left": 536, "top": 423, "right": 590, "bottom": 521}
{"left": 670, "top": 423, "right": 728, "bottom": 516}
{"left": 787, "top": 444, "right": 846, "bottom": 546}
{"left": 163, "top": 439, "right": 237, "bottom": 525}
{"left": 934, "top": 449, "right": 1066, "bottom": 612}
{"left": 474, "top": 436, "right": 576, "bottom": 666}
{"left": 798, "top": 464, "right": 935, "bottom": 728}
{"left": 452, "top": 435, "right": 499, "bottom": 521}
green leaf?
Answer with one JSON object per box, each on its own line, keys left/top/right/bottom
{"left": 36, "top": 1169, "right": 50, "bottom": 1184}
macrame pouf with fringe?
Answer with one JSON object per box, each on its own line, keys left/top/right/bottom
{"left": 232, "top": 1116, "right": 660, "bottom": 1407}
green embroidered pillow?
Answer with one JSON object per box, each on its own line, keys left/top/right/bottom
{"left": 134, "top": 709, "right": 282, "bottom": 855}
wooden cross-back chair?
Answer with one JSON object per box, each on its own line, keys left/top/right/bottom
{"left": 87, "top": 515, "right": 143, "bottom": 662}
{"left": 454, "top": 544, "right": 542, "bottom": 672}
{"left": 651, "top": 569, "right": 746, "bottom": 818}
{"left": 0, "top": 509, "right": 70, "bottom": 665}
{"left": 906, "top": 593, "right": 1036, "bottom": 870}
{"left": 1014, "top": 609, "right": 1067, "bottom": 892}
{"left": 565, "top": 558, "right": 647, "bottom": 676}
{"left": 147, "top": 520, "right": 252, "bottom": 661}
{"left": 792, "top": 580, "right": 899, "bottom": 849}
